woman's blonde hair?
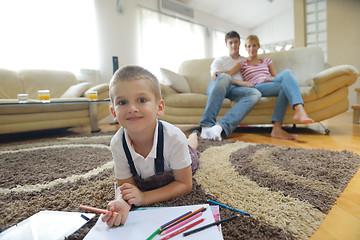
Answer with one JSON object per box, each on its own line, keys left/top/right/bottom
{"left": 245, "top": 35, "right": 260, "bottom": 48}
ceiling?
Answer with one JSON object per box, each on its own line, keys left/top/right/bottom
{"left": 178, "top": 0, "right": 294, "bottom": 29}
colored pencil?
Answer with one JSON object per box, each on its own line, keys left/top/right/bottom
{"left": 80, "top": 214, "right": 90, "bottom": 221}
{"left": 160, "top": 207, "right": 206, "bottom": 232}
{"left": 147, "top": 208, "right": 203, "bottom": 239}
{"left": 79, "top": 204, "right": 118, "bottom": 217}
{"left": 183, "top": 214, "right": 238, "bottom": 237}
{"left": 160, "top": 218, "right": 205, "bottom": 240}
{"left": 146, "top": 228, "right": 160, "bottom": 240}
{"left": 159, "top": 211, "right": 192, "bottom": 230}
{"left": 160, "top": 212, "right": 203, "bottom": 235}
{"left": 208, "top": 200, "right": 251, "bottom": 216}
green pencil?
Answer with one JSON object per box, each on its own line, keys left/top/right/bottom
{"left": 146, "top": 228, "right": 160, "bottom": 240}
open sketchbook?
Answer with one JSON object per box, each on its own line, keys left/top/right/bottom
{"left": 0, "top": 211, "right": 95, "bottom": 240}
{"left": 84, "top": 204, "right": 224, "bottom": 240}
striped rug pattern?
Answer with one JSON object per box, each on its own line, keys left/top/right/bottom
{"left": 1, "top": 134, "right": 359, "bottom": 239}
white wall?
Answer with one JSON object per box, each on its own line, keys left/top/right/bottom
{"left": 327, "top": 0, "right": 360, "bottom": 108}
{"left": 251, "top": 9, "right": 294, "bottom": 45}
{"left": 93, "top": 0, "right": 250, "bottom": 83}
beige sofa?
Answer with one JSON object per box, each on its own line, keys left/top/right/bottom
{"left": 159, "top": 46, "right": 359, "bottom": 133}
{"left": 0, "top": 69, "right": 110, "bottom": 135}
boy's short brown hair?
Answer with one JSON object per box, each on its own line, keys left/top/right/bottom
{"left": 109, "top": 65, "right": 162, "bottom": 106}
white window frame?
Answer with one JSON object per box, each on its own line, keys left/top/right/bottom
{"left": 305, "top": 0, "right": 327, "bottom": 60}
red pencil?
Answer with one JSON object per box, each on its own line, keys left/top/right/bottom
{"left": 160, "top": 218, "right": 205, "bottom": 240}
{"left": 79, "top": 204, "right": 118, "bottom": 217}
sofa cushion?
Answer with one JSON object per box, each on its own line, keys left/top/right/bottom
{"left": 60, "top": 82, "right": 92, "bottom": 98}
{"left": 0, "top": 69, "right": 23, "bottom": 99}
{"left": 160, "top": 68, "right": 191, "bottom": 93}
{"left": 163, "top": 93, "right": 232, "bottom": 108}
{"left": 19, "top": 69, "right": 78, "bottom": 98}
{"left": 259, "top": 46, "right": 324, "bottom": 87}
{"left": 178, "top": 58, "right": 214, "bottom": 94}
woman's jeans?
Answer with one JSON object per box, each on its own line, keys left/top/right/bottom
{"left": 199, "top": 73, "right": 261, "bottom": 138}
{"left": 254, "top": 69, "right": 304, "bottom": 123}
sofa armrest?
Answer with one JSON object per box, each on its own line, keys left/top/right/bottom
{"left": 313, "top": 64, "right": 359, "bottom": 98}
{"left": 84, "top": 83, "right": 109, "bottom": 100}
{"left": 160, "top": 83, "right": 178, "bottom": 97}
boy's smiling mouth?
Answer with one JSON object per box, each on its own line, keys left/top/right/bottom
{"left": 126, "top": 116, "right": 142, "bottom": 121}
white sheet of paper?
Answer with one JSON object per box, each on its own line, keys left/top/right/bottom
{"left": 0, "top": 211, "right": 95, "bottom": 240}
{"left": 84, "top": 204, "right": 224, "bottom": 240}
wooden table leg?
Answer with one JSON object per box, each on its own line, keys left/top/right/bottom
{"left": 352, "top": 105, "right": 360, "bottom": 124}
{"left": 89, "top": 102, "right": 101, "bottom": 132}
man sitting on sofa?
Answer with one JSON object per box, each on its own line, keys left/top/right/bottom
{"left": 199, "top": 31, "right": 261, "bottom": 141}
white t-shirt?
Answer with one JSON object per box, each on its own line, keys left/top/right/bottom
{"left": 110, "top": 120, "right": 192, "bottom": 180}
{"left": 210, "top": 55, "right": 245, "bottom": 81}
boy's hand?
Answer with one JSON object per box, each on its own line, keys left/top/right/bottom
{"left": 101, "top": 199, "right": 130, "bottom": 227}
{"left": 120, "top": 183, "right": 145, "bottom": 206}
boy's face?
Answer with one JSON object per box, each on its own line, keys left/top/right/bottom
{"left": 110, "top": 79, "right": 164, "bottom": 135}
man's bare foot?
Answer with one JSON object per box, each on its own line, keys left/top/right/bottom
{"left": 271, "top": 123, "right": 296, "bottom": 140}
{"left": 293, "top": 104, "right": 314, "bottom": 124}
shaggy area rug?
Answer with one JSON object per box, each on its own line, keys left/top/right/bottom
{"left": 1, "top": 132, "right": 360, "bottom": 239}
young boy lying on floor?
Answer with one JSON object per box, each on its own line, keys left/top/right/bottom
{"left": 102, "top": 65, "right": 200, "bottom": 226}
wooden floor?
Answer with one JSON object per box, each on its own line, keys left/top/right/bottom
{"left": 9, "top": 112, "right": 359, "bottom": 239}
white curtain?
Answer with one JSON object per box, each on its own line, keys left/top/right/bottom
{"left": 212, "top": 31, "right": 227, "bottom": 58}
{"left": 0, "top": 0, "right": 99, "bottom": 74}
{"left": 138, "top": 7, "right": 206, "bottom": 77}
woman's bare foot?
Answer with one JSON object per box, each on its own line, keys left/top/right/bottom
{"left": 271, "top": 122, "right": 296, "bottom": 140}
{"left": 293, "top": 104, "right": 314, "bottom": 124}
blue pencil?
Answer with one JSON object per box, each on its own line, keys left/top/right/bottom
{"left": 208, "top": 200, "right": 251, "bottom": 216}
{"left": 159, "top": 211, "right": 192, "bottom": 230}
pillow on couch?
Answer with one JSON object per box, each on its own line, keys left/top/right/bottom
{"left": 160, "top": 68, "right": 191, "bottom": 93}
{"left": 60, "top": 82, "right": 92, "bottom": 98}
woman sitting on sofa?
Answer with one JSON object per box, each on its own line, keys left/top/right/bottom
{"left": 225, "top": 35, "right": 314, "bottom": 140}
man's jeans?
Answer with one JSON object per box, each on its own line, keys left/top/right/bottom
{"left": 199, "top": 73, "right": 261, "bottom": 138}
{"left": 254, "top": 69, "right": 304, "bottom": 123}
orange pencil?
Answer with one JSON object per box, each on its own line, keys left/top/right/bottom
{"left": 79, "top": 204, "right": 118, "bottom": 217}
